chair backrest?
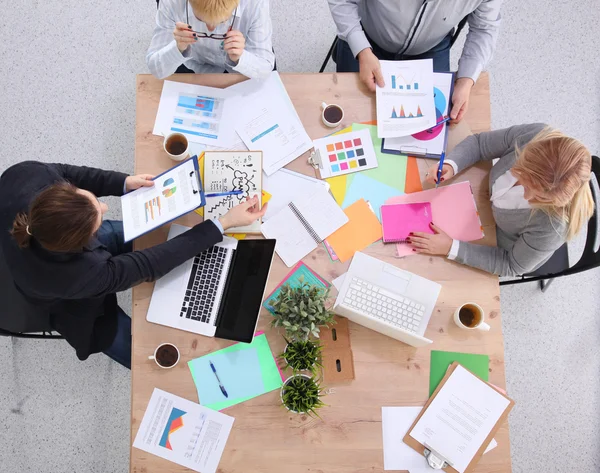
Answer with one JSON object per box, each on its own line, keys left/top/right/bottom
{"left": 0, "top": 244, "right": 52, "bottom": 334}
{"left": 562, "top": 155, "right": 600, "bottom": 276}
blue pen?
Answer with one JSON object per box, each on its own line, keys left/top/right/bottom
{"left": 205, "top": 190, "right": 244, "bottom": 198}
{"left": 209, "top": 360, "right": 229, "bottom": 398}
{"left": 436, "top": 151, "right": 446, "bottom": 189}
{"left": 425, "top": 116, "right": 451, "bottom": 133}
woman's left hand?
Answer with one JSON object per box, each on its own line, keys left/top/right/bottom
{"left": 224, "top": 30, "right": 246, "bottom": 64}
{"left": 125, "top": 174, "right": 155, "bottom": 192}
{"left": 408, "top": 222, "right": 453, "bottom": 256}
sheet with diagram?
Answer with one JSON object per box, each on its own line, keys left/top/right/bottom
{"left": 153, "top": 80, "right": 237, "bottom": 147}
{"left": 203, "top": 151, "right": 263, "bottom": 233}
{"left": 121, "top": 157, "right": 204, "bottom": 242}
{"left": 133, "top": 388, "right": 234, "bottom": 473}
{"left": 376, "top": 59, "right": 436, "bottom": 138}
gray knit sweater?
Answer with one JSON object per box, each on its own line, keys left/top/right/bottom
{"left": 448, "top": 123, "right": 567, "bottom": 277}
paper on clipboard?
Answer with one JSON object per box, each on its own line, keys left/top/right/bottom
{"left": 404, "top": 363, "right": 514, "bottom": 473}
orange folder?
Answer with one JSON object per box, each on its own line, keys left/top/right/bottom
{"left": 326, "top": 199, "right": 383, "bottom": 263}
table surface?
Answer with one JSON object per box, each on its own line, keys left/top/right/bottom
{"left": 131, "top": 72, "right": 511, "bottom": 473}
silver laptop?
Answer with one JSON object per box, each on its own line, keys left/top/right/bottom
{"left": 147, "top": 224, "right": 276, "bottom": 343}
{"left": 334, "top": 252, "right": 441, "bottom": 347}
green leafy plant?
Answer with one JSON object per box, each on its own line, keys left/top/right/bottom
{"left": 280, "top": 375, "right": 325, "bottom": 416}
{"left": 280, "top": 338, "right": 323, "bottom": 374}
{"left": 270, "top": 277, "right": 335, "bottom": 340}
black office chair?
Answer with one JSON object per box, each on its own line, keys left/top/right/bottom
{"left": 319, "top": 16, "right": 469, "bottom": 73}
{"left": 0, "top": 245, "right": 62, "bottom": 339}
{"left": 500, "top": 155, "right": 600, "bottom": 292}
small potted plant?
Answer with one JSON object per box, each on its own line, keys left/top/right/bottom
{"left": 270, "top": 277, "right": 335, "bottom": 340}
{"left": 280, "top": 374, "right": 325, "bottom": 416}
{"left": 280, "top": 337, "right": 323, "bottom": 374}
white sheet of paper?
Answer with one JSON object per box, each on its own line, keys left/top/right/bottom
{"left": 262, "top": 169, "right": 329, "bottom": 221}
{"left": 235, "top": 72, "right": 312, "bottom": 175}
{"left": 409, "top": 365, "right": 510, "bottom": 473}
{"left": 121, "top": 158, "right": 201, "bottom": 242}
{"left": 153, "top": 81, "right": 236, "bottom": 147}
{"left": 203, "top": 151, "right": 262, "bottom": 233}
{"left": 312, "top": 128, "right": 378, "bottom": 178}
{"left": 376, "top": 59, "right": 436, "bottom": 138}
{"left": 382, "top": 406, "right": 497, "bottom": 472}
{"left": 383, "top": 72, "right": 453, "bottom": 156}
{"left": 133, "top": 388, "right": 234, "bottom": 473}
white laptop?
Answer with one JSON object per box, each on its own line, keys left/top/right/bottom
{"left": 146, "top": 224, "right": 276, "bottom": 343}
{"left": 333, "top": 252, "right": 441, "bottom": 347}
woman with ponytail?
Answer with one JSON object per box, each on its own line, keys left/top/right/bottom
{"left": 408, "top": 124, "right": 594, "bottom": 277}
{"left": 0, "top": 161, "right": 266, "bottom": 368}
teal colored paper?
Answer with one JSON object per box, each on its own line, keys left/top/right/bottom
{"left": 263, "top": 263, "right": 328, "bottom": 314}
{"left": 341, "top": 173, "right": 404, "bottom": 221}
{"left": 188, "top": 333, "right": 284, "bottom": 411}
{"left": 188, "top": 348, "right": 264, "bottom": 408}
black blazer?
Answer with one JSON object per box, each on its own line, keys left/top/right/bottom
{"left": 0, "top": 161, "right": 223, "bottom": 360}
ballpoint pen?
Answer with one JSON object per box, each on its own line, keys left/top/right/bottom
{"left": 426, "top": 116, "right": 451, "bottom": 133}
{"left": 205, "top": 190, "right": 244, "bottom": 198}
{"left": 436, "top": 151, "right": 446, "bottom": 189}
{"left": 209, "top": 360, "right": 229, "bottom": 398}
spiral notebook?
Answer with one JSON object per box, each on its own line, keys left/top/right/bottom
{"left": 381, "top": 202, "right": 433, "bottom": 243}
{"left": 261, "top": 188, "right": 349, "bottom": 267}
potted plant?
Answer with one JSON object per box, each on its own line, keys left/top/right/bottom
{"left": 280, "top": 337, "right": 323, "bottom": 374}
{"left": 270, "top": 277, "right": 335, "bottom": 340}
{"left": 280, "top": 374, "right": 325, "bottom": 416}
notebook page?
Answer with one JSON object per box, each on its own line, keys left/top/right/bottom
{"left": 409, "top": 365, "right": 510, "bottom": 473}
{"left": 291, "top": 189, "right": 349, "bottom": 241}
{"left": 260, "top": 206, "right": 317, "bottom": 267}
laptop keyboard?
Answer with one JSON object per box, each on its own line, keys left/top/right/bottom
{"left": 342, "top": 277, "right": 426, "bottom": 333}
{"left": 179, "top": 246, "right": 228, "bottom": 323}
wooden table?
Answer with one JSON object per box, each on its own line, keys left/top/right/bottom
{"left": 131, "top": 72, "right": 511, "bottom": 473}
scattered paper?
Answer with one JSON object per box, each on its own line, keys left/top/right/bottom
{"left": 133, "top": 388, "right": 234, "bottom": 473}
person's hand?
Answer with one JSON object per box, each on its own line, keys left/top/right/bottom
{"left": 408, "top": 222, "right": 453, "bottom": 256}
{"left": 218, "top": 196, "right": 267, "bottom": 230}
{"left": 358, "top": 48, "right": 384, "bottom": 92}
{"left": 424, "top": 163, "right": 454, "bottom": 185}
{"left": 173, "top": 22, "right": 197, "bottom": 53}
{"left": 224, "top": 30, "right": 246, "bottom": 64}
{"left": 125, "top": 174, "right": 155, "bottom": 192}
{"left": 450, "top": 77, "right": 474, "bottom": 124}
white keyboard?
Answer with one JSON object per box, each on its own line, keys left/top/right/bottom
{"left": 342, "top": 277, "right": 426, "bottom": 333}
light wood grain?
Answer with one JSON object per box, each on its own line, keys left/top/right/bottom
{"left": 131, "top": 72, "right": 511, "bottom": 473}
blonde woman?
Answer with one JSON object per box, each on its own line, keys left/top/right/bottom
{"left": 409, "top": 123, "right": 595, "bottom": 277}
{"left": 147, "top": 0, "right": 274, "bottom": 79}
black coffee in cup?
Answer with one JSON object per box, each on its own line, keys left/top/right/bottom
{"left": 166, "top": 134, "right": 188, "bottom": 156}
{"left": 323, "top": 105, "right": 343, "bottom": 124}
{"left": 459, "top": 304, "right": 482, "bottom": 328}
{"left": 155, "top": 343, "right": 179, "bottom": 367}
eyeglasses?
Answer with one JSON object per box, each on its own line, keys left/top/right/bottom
{"left": 186, "top": 3, "right": 237, "bottom": 40}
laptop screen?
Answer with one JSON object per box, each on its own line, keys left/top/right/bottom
{"left": 214, "top": 239, "right": 276, "bottom": 343}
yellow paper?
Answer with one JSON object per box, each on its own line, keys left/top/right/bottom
{"left": 326, "top": 199, "right": 383, "bottom": 263}
{"left": 324, "top": 126, "right": 353, "bottom": 205}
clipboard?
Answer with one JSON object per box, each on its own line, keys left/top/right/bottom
{"left": 403, "top": 362, "right": 515, "bottom": 473}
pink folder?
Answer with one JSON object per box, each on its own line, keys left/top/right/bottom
{"left": 381, "top": 202, "right": 433, "bottom": 243}
{"left": 385, "top": 181, "right": 484, "bottom": 257}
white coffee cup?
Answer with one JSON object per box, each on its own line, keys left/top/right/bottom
{"left": 453, "top": 302, "right": 490, "bottom": 331}
{"left": 321, "top": 102, "right": 344, "bottom": 127}
{"left": 148, "top": 342, "right": 181, "bottom": 369}
{"left": 163, "top": 132, "right": 189, "bottom": 161}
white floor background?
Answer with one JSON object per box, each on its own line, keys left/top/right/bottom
{"left": 1, "top": 1, "right": 599, "bottom": 472}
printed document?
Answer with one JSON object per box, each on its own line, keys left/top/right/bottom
{"left": 409, "top": 365, "right": 510, "bottom": 473}
{"left": 235, "top": 72, "right": 312, "bottom": 175}
{"left": 133, "top": 388, "right": 234, "bottom": 473}
{"left": 121, "top": 158, "right": 202, "bottom": 241}
{"left": 376, "top": 59, "right": 436, "bottom": 138}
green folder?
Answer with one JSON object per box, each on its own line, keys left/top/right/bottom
{"left": 188, "top": 332, "right": 284, "bottom": 411}
{"left": 429, "top": 350, "right": 490, "bottom": 396}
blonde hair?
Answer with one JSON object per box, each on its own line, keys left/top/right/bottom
{"left": 512, "top": 127, "right": 594, "bottom": 240}
{"left": 189, "top": 0, "right": 239, "bottom": 24}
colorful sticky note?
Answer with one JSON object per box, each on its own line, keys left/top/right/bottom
{"left": 326, "top": 199, "right": 383, "bottom": 262}
{"left": 188, "top": 333, "right": 283, "bottom": 411}
{"left": 335, "top": 142, "right": 343, "bottom": 150}
{"left": 429, "top": 350, "right": 490, "bottom": 396}
{"left": 344, "top": 140, "right": 353, "bottom": 148}
{"left": 340, "top": 162, "right": 348, "bottom": 170}
{"left": 329, "top": 154, "right": 337, "bottom": 162}
{"left": 331, "top": 164, "right": 340, "bottom": 173}
{"left": 337, "top": 152, "right": 345, "bottom": 160}
{"left": 342, "top": 173, "right": 403, "bottom": 221}
{"left": 353, "top": 138, "right": 362, "bottom": 146}
{"left": 326, "top": 144, "right": 335, "bottom": 152}
{"left": 349, "top": 160, "right": 358, "bottom": 169}
{"left": 347, "top": 150, "right": 355, "bottom": 158}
